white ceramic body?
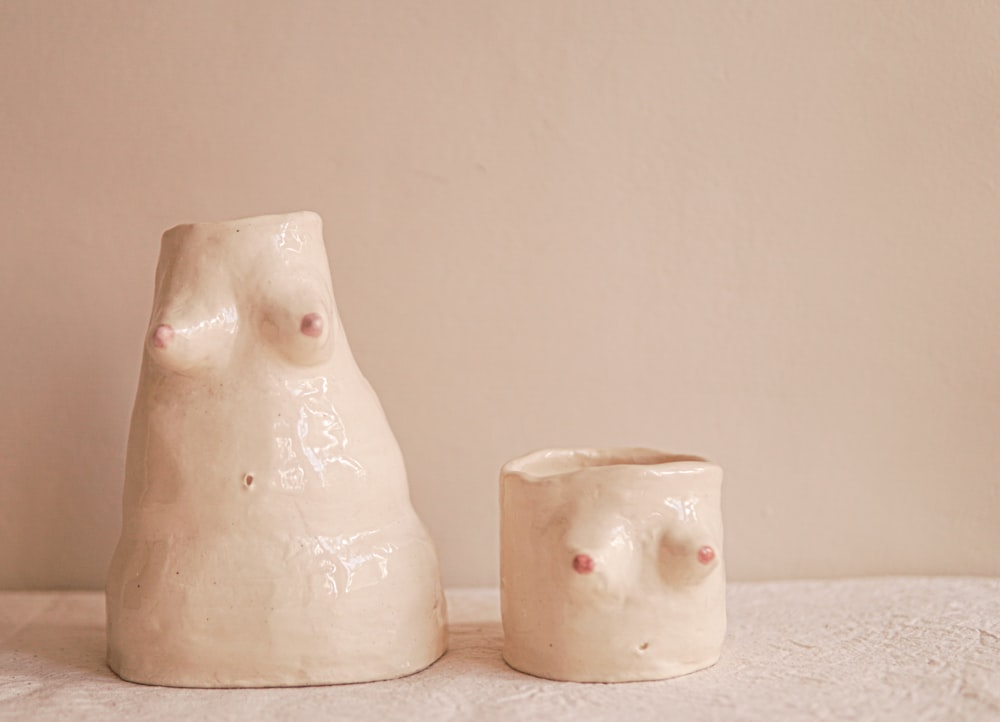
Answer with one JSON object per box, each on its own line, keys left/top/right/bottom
{"left": 500, "top": 448, "right": 725, "bottom": 682}
{"left": 106, "top": 211, "right": 447, "bottom": 687}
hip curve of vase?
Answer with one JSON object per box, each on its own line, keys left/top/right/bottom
{"left": 500, "top": 448, "right": 725, "bottom": 682}
{"left": 106, "top": 211, "right": 447, "bottom": 687}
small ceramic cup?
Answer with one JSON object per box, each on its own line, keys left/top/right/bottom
{"left": 500, "top": 448, "right": 725, "bottom": 682}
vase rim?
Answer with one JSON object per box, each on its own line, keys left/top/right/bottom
{"left": 162, "top": 210, "right": 320, "bottom": 238}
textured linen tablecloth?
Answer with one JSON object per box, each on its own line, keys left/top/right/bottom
{"left": 1, "top": 578, "right": 998, "bottom": 721}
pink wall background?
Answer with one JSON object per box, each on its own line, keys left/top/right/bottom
{"left": 2, "top": 1, "right": 998, "bottom": 588}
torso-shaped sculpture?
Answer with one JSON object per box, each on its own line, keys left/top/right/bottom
{"left": 501, "top": 448, "right": 725, "bottom": 682}
{"left": 106, "top": 211, "right": 447, "bottom": 687}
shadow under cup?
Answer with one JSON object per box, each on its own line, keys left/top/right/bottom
{"left": 499, "top": 448, "right": 726, "bottom": 683}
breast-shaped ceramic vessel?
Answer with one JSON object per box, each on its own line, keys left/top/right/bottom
{"left": 106, "top": 211, "right": 447, "bottom": 687}
{"left": 500, "top": 448, "right": 725, "bottom": 682}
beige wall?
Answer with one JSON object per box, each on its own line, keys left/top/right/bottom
{"left": 2, "top": 2, "right": 998, "bottom": 590}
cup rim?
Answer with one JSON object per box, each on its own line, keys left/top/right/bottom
{"left": 501, "top": 447, "right": 716, "bottom": 483}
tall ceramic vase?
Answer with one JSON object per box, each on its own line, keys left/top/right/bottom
{"left": 106, "top": 211, "right": 447, "bottom": 687}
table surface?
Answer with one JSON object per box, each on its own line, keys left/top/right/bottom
{"left": 2, "top": 578, "right": 998, "bottom": 721}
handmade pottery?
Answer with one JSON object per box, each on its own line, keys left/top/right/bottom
{"left": 106, "top": 211, "right": 447, "bottom": 687}
{"left": 500, "top": 448, "right": 725, "bottom": 682}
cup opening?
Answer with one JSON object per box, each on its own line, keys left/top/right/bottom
{"left": 505, "top": 448, "right": 708, "bottom": 480}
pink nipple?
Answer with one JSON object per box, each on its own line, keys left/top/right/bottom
{"left": 572, "top": 554, "right": 595, "bottom": 574}
{"left": 300, "top": 313, "right": 324, "bottom": 337}
{"left": 697, "top": 546, "right": 716, "bottom": 565}
{"left": 152, "top": 324, "right": 174, "bottom": 349}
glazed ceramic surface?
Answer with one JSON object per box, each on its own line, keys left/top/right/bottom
{"left": 500, "top": 448, "right": 725, "bottom": 682}
{"left": 106, "top": 211, "right": 447, "bottom": 687}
